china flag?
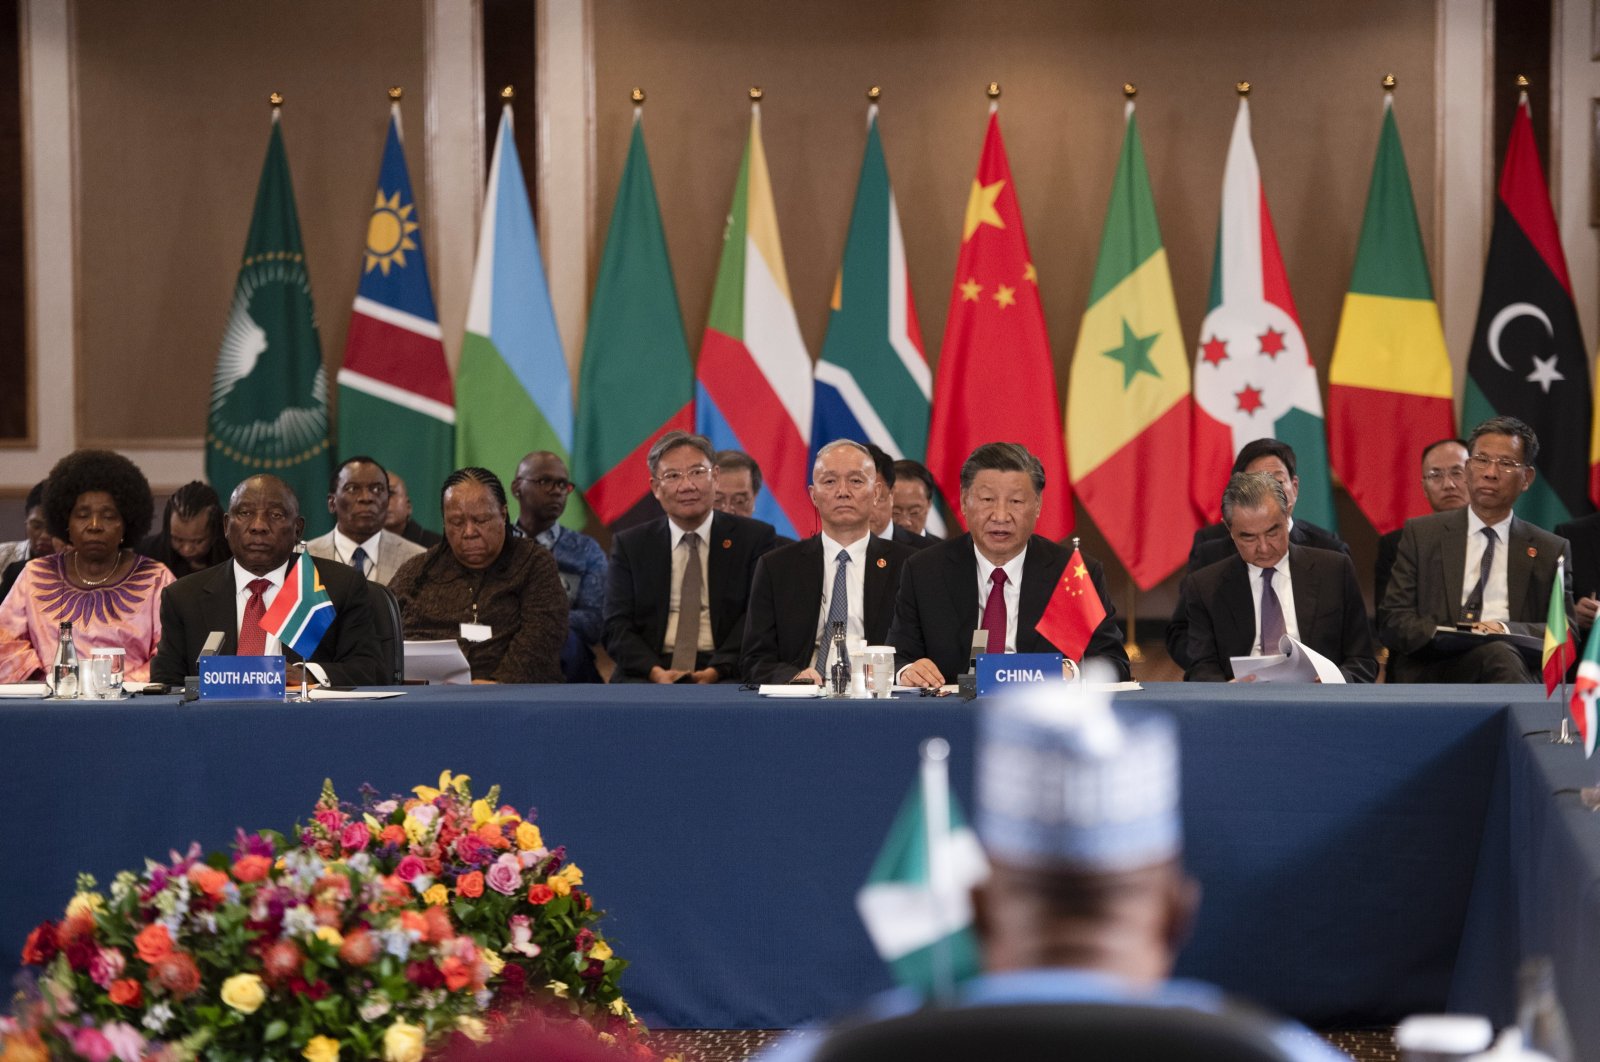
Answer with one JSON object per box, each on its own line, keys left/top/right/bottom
{"left": 1036, "top": 544, "right": 1108, "bottom": 663}
{"left": 927, "top": 107, "right": 1072, "bottom": 537}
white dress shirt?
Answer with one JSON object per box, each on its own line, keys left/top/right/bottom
{"left": 974, "top": 545, "right": 1028, "bottom": 654}
{"left": 232, "top": 559, "right": 288, "bottom": 657}
{"left": 1464, "top": 509, "right": 1513, "bottom": 623}
{"left": 812, "top": 532, "right": 870, "bottom": 654}
{"left": 663, "top": 511, "right": 715, "bottom": 654}
{"left": 330, "top": 528, "right": 383, "bottom": 578}
{"left": 1246, "top": 556, "right": 1302, "bottom": 656}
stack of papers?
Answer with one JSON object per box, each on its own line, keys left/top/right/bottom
{"left": 1231, "top": 636, "right": 1346, "bottom": 684}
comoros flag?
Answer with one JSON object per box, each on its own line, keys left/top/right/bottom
{"left": 261, "top": 552, "right": 335, "bottom": 660}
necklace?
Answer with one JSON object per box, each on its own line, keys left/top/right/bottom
{"left": 72, "top": 549, "right": 123, "bottom": 587}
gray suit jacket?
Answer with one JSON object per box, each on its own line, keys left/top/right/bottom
{"left": 1379, "top": 508, "right": 1572, "bottom": 659}
{"left": 305, "top": 529, "right": 424, "bottom": 586}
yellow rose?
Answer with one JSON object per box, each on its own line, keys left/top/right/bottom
{"left": 65, "top": 892, "right": 105, "bottom": 920}
{"left": 302, "top": 1036, "right": 341, "bottom": 1062}
{"left": 220, "top": 973, "right": 266, "bottom": 1014}
{"left": 314, "top": 926, "right": 344, "bottom": 948}
{"left": 481, "top": 950, "right": 505, "bottom": 975}
{"left": 589, "top": 940, "right": 613, "bottom": 962}
{"left": 455, "top": 1016, "right": 489, "bottom": 1043}
{"left": 515, "top": 822, "right": 544, "bottom": 851}
{"left": 545, "top": 979, "right": 570, "bottom": 998}
{"left": 548, "top": 875, "right": 572, "bottom": 897}
{"left": 422, "top": 884, "right": 449, "bottom": 907}
{"left": 382, "top": 1020, "right": 426, "bottom": 1062}
{"left": 557, "top": 863, "right": 584, "bottom": 887}
{"left": 609, "top": 997, "right": 627, "bottom": 1016}
{"left": 402, "top": 816, "right": 428, "bottom": 846}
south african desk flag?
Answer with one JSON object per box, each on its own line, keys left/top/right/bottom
{"left": 261, "top": 553, "right": 335, "bottom": 659}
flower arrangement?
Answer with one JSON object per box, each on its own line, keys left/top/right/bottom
{"left": 3, "top": 773, "right": 655, "bottom": 1062}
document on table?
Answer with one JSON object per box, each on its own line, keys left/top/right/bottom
{"left": 1231, "top": 635, "right": 1346, "bottom": 684}
{"left": 403, "top": 640, "right": 472, "bottom": 685}
{"left": 0, "top": 682, "right": 50, "bottom": 698}
{"left": 306, "top": 688, "right": 407, "bottom": 701}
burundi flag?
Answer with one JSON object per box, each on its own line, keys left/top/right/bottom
{"left": 337, "top": 98, "right": 454, "bottom": 530}
{"left": 1067, "top": 95, "right": 1212, "bottom": 589}
{"left": 1328, "top": 90, "right": 1455, "bottom": 536}
{"left": 1544, "top": 557, "right": 1577, "bottom": 696}
{"left": 208, "top": 108, "right": 333, "bottom": 535}
{"left": 696, "top": 99, "right": 813, "bottom": 540}
{"left": 1192, "top": 94, "right": 1333, "bottom": 530}
{"left": 456, "top": 100, "right": 586, "bottom": 530}
{"left": 574, "top": 106, "right": 694, "bottom": 529}
{"left": 813, "top": 99, "right": 941, "bottom": 533}
{"left": 260, "top": 552, "right": 335, "bottom": 660}
{"left": 1570, "top": 619, "right": 1600, "bottom": 758}
{"left": 855, "top": 765, "right": 989, "bottom": 996}
{"left": 927, "top": 105, "right": 1072, "bottom": 539}
{"left": 1463, "top": 89, "right": 1592, "bottom": 528}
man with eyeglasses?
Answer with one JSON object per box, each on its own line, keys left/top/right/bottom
{"left": 511, "top": 451, "right": 607, "bottom": 683}
{"left": 305, "top": 456, "right": 424, "bottom": 586}
{"left": 1373, "top": 439, "right": 1469, "bottom": 631}
{"left": 604, "top": 430, "right": 776, "bottom": 683}
{"left": 1381, "top": 416, "right": 1574, "bottom": 683}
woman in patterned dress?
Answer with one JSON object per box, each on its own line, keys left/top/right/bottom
{"left": 0, "top": 450, "right": 176, "bottom": 684}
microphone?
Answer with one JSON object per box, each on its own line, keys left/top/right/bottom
{"left": 200, "top": 630, "right": 225, "bottom": 657}
{"left": 184, "top": 631, "right": 227, "bottom": 703}
{"left": 958, "top": 630, "right": 985, "bottom": 700}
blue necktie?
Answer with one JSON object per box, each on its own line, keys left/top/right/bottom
{"left": 351, "top": 546, "right": 369, "bottom": 578}
{"left": 1461, "top": 527, "right": 1497, "bottom": 623}
{"left": 815, "top": 549, "right": 851, "bottom": 675}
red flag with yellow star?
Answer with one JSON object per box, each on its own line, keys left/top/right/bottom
{"left": 1036, "top": 544, "right": 1108, "bottom": 663}
{"left": 927, "top": 109, "right": 1072, "bottom": 537}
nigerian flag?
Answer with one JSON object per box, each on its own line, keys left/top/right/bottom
{"left": 456, "top": 100, "right": 587, "bottom": 528}
{"left": 208, "top": 109, "right": 332, "bottom": 533}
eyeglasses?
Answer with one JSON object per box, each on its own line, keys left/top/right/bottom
{"left": 1467, "top": 454, "right": 1525, "bottom": 473}
{"left": 516, "top": 475, "right": 573, "bottom": 493}
{"left": 1422, "top": 467, "right": 1467, "bottom": 483}
{"left": 656, "top": 466, "right": 712, "bottom": 486}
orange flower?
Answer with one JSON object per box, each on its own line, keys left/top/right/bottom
{"left": 381, "top": 824, "right": 408, "bottom": 846}
{"left": 107, "top": 978, "right": 142, "bottom": 1007}
{"left": 188, "top": 865, "right": 229, "bottom": 900}
{"left": 527, "top": 884, "right": 554, "bottom": 905}
{"left": 457, "top": 870, "right": 485, "bottom": 898}
{"left": 231, "top": 855, "right": 272, "bottom": 883}
{"left": 400, "top": 910, "right": 427, "bottom": 937}
{"left": 56, "top": 912, "right": 96, "bottom": 948}
{"left": 134, "top": 924, "right": 173, "bottom": 964}
{"left": 339, "top": 928, "right": 380, "bottom": 966}
{"left": 148, "top": 952, "right": 201, "bottom": 998}
{"left": 0, "top": 1028, "right": 49, "bottom": 1062}
{"left": 476, "top": 822, "right": 512, "bottom": 850}
{"left": 422, "top": 906, "right": 453, "bottom": 944}
{"left": 440, "top": 955, "right": 472, "bottom": 991}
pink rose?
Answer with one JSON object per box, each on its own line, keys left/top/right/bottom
{"left": 69, "top": 1026, "right": 114, "bottom": 1062}
{"left": 485, "top": 853, "right": 523, "bottom": 896}
{"left": 395, "top": 855, "right": 427, "bottom": 883}
{"left": 340, "top": 822, "right": 371, "bottom": 853}
{"left": 88, "top": 947, "right": 125, "bottom": 989}
{"left": 314, "top": 808, "right": 345, "bottom": 833}
{"left": 455, "top": 832, "right": 489, "bottom": 865}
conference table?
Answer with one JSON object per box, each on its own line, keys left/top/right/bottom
{"left": 2, "top": 683, "right": 1597, "bottom": 1051}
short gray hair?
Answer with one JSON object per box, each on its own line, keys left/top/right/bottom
{"left": 647, "top": 430, "right": 716, "bottom": 476}
{"left": 813, "top": 439, "right": 875, "bottom": 481}
{"left": 959, "top": 443, "right": 1045, "bottom": 495}
{"left": 1220, "top": 472, "right": 1288, "bottom": 526}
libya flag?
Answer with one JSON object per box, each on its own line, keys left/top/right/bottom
{"left": 1067, "top": 98, "right": 1210, "bottom": 589}
{"left": 207, "top": 112, "right": 333, "bottom": 535}
{"left": 573, "top": 110, "right": 693, "bottom": 529}
{"left": 1462, "top": 91, "right": 1592, "bottom": 528}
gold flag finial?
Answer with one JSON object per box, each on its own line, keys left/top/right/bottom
{"left": 1515, "top": 74, "right": 1530, "bottom": 89}
{"left": 268, "top": 91, "right": 284, "bottom": 109}
{"left": 1123, "top": 82, "right": 1137, "bottom": 99}
{"left": 1235, "top": 80, "right": 1251, "bottom": 97}
{"left": 1381, "top": 73, "right": 1396, "bottom": 92}
{"left": 388, "top": 86, "right": 403, "bottom": 102}
{"left": 500, "top": 84, "right": 515, "bottom": 101}
{"left": 631, "top": 87, "right": 645, "bottom": 104}
{"left": 749, "top": 85, "right": 763, "bottom": 101}
{"left": 867, "top": 85, "right": 881, "bottom": 101}
{"left": 986, "top": 82, "right": 1001, "bottom": 100}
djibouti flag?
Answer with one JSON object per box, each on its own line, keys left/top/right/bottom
{"left": 855, "top": 774, "right": 988, "bottom": 996}
{"left": 260, "top": 552, "right": 334, "bottom": 659}
{"left": 456, "top": 101, "right": 587, "bottom": 529}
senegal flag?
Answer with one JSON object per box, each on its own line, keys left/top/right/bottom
{"left": 1544, "top": 557, "right": 1577, "bottom": 695}
{"left": 1067, "top": 96, "right": 1209, "bottom": 589}
{"left": 1327, "top": 91, "right": 1454, "bottom": 536}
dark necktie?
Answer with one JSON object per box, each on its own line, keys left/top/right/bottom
{"left": 1461, "top": 527, "right": 1498, "bottom": 623}
{"left": 239, "top": 578, "right": 272, "bottom": 656}
{"left": 670, "top": 532, "right": 702, "bottom": 672}
{"left": 982, "top": 569, "right": 1009, "bottom": 655}
{"left": 1259, "top": 566, "right": 1287, "bottom": 655}
{"left": 815, "top": 549, "right": 852, "bottom": 675}
{"left": 351, "top": 546, "right": 369, "bottom": 578}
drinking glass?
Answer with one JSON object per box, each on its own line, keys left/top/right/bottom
{"left": 866, "top": 646, "right": 895, "bottom": 698}
{"left": 91, "top": 647, "right": 125, "bottom": 698}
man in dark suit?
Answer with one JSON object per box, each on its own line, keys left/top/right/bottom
{"left": 1556, "top": 511, "right": 1600, "bottom": 630}
{"left": 150, "top": 475, "right": 385, "bottom": 687}
{"left": 742, "top": 440, "right": 914, "bottom": 685}
{"left": 1167, "top": 438, "right": 1348, "bottom": 668}
{"left": 1374, "top": 438, "right": 1469, "bottom": 631}
{"left": 865, "top": 444, "right": 934, "bottom": 552}
{"left": 888, "top": 442, "right": 1130, "bottom": 686}
{"left": 891, "top": 458, "right": 941, "bottom": 540}
{"left": 605, "top": 431, "right": 776, "bottom": 683}
{"left": 1381, "top": 416, "right": 1573, "bottom": 683}
{"left": 1183, "top": 473, "right": 1376, "bottom": 683}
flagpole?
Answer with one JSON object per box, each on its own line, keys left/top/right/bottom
{"left": 389, "top": 85, "right": 403, "bottom": 136}
{"left": 920, "top": 737, "right": 956, "bottom": 1003}
{"left": 987, "top": 81, "right": 1000, "bottom": 115}
{"left": 1557, "top": 556, "right": 1576, "bottom": 743}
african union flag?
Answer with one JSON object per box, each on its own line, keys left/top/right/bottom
{"left": 260, "top": 552, "right": 334, "bottom": 659}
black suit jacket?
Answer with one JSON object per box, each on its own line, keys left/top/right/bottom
{"left": 150, "top": 556, "right": 385, "bottom": 687}
{"left": 891, "top": 525, "right": 936, "bottom": 552}
{"left": 1555, "top": 512, "right": 1600, "bottom": 601}
{"left": 1166, "top": 519, "right": 1351, "bottom": 668}
{"left": 740, "top": 535, "right": 913, "bottom": 684}
{"left": 886, "top": 534, "right": 1130, "bottom": 683}
{"left": 1182, "top": 546, "right": 1377, "bottom": 683}
{"left": 1373, "top": 528, "right": 1402, "bottom": 631}
{"left": 604, "top": 511, "right": 776, "bottom": 681}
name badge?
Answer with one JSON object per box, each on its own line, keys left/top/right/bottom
{"left": 976, "top": 652, "right": 1066, "bottom": 696}
{"left": 199, "top": 655, "right": 286, "bottom": 701}
{"left": 460, "top": 623, "right": 493, "bottom": 643}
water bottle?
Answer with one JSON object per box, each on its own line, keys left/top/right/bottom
{"left": 828, "top": 622, "right": 850, "bottom": 696}
{"left": 51, "top": 621, "right": 79, "bottom": 699}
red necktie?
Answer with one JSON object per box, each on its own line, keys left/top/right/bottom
{"left": 982, "top": 569, "right": 1008, "bottom": 655}
{"left": 238, "top": 578, "right": 271, "bottom": 656}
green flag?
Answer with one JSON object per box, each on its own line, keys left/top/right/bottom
{"left": 207, "top": 113, "right": 333, "bottom": 533}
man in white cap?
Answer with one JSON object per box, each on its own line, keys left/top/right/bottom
{"left": 758, "top": 671, "right": 1342, "bottom": 1062}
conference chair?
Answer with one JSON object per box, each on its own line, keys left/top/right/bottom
{"left": 813, "top": 1001, "right": 1299, "bottom": 1062}
{"left": 366, "top": 581, "right": 405, "bottom": 685}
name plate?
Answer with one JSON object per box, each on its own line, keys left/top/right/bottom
{"left": 976, "top": 652, "right": 1066, "bottom": 696}
{"left": 199, "top": 655, "right": 285, "bottom": 701}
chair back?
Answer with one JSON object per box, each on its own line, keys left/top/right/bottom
{"left": 366, "top": 580, "right": 405, "bottom": 685}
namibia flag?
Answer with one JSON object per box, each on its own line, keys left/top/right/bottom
{"left": 261, "top": 552, "right": 335, "bottom": 660}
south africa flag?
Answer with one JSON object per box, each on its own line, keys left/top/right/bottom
{"left": 261, "top": 553, "right": 335, "bottom": 660}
